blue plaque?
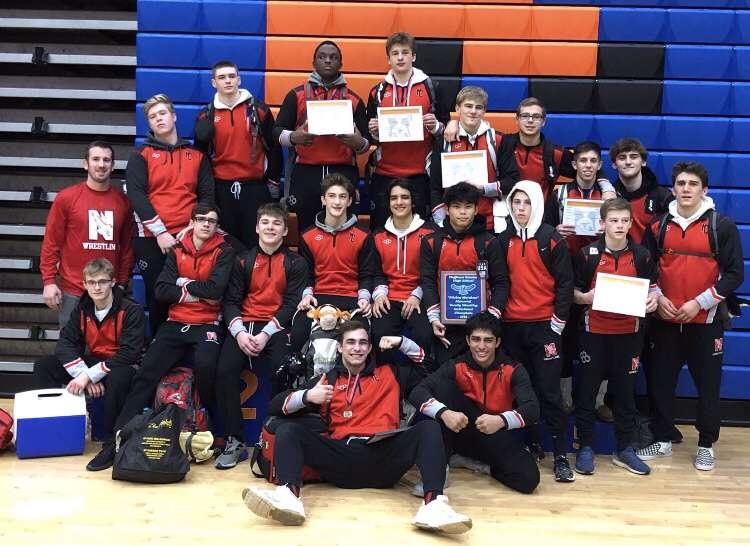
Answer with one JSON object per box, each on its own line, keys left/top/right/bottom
{"left": 440, "top": 271, "right": 487, "bottom": 325}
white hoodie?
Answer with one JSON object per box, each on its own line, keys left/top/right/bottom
{"left": 506, "top": 180, "right": 546, "bottom": 240}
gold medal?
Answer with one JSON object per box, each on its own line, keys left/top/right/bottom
{"left": 343, "top": 410, "right": 353, "bottom": 419}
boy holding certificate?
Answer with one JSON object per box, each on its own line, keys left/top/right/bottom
{"left": 366, "top": 32, "right": 450, "bottom": 229}
{"left": 572, "top": 198, "right": 658, "bottom": 476}
{"left": 429, "top": 86, "right": 519, "bottom": 232}
{"left": 638, "top": 162, "right": 743, "bottom": 472}
{"left": 497, "top": 180, "right": 574, "bottom": 482}
{"left": 274, "top": 41, "right": 369, "bottom": 235}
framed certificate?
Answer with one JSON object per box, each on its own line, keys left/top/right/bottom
{"left": 562, "top": 199, "right": 604, "bottom": 236}
{"left": 592, "top": 273, "right": 650, "bottom": 318}
{"left": 440, "top": 150, "right": 488, "bottom": 188}
{"left": 440, "top": 271, "right": 487, "bottom": 324}
{"left": 306, "top": 100, "right": 354, "bottom": 135}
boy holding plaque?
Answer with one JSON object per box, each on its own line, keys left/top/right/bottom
{"left": 638, "top": 162, "right": 743, "bottom": 472}
{"left": 274, "top": 41, "right": 370, "bottom": 235}
{"left": 420, "top": 182, "right": 508, "bottom": 365}
{"left": 429, "top": 86, "right": 519, "bottom": 232}
{"left": 572, "top": 198, "right": 658, "bottom": 476}
{"left": 366, "top": 32, "right": 450, "bottom": 229}
{"left": 497, "top": 180, "right": 574, "bottom": 482}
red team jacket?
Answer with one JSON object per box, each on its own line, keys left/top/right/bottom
{"left": 126, "top": 134, "right": 214, "bottom": 237}
{"left": 154, "top": 230, "right": 235, "bottom": 325}
{"left": 372, "top": 217, "right": 435, "bottom": 303}
{"left": 613, "top": 166, "right": 672, "bottom": 244}
{"left": 40, "top": 182, "right": 134, "bottom": 295}
{"left": 410, "top": 350, "right": 539, "bottom": 430}
{"left": 55, "top": 287, "right": 145, "bottom": 382}
{"left": 223, "top": 246, "right": 307, "bottom": 338}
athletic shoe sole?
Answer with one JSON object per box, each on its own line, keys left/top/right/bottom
{"left": 574, "top": 465, "right": 594, "bottom": 475}
{"left": 413, "top": 518, "right": 473, "bottom": 534}
{"left": 694, "top": 462, "right": 715, "bottom": 471}
{"left": 612, "top": 457, "right": 650, "bottom": 475}
{"left": 242, "top": 488, "right": 305, "bottom": 526}
{"left": 636, "top": 451, "right": 672, "bottom": 461}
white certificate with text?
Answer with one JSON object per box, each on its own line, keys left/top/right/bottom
{"left": 440, "top": 150, "right": 488, "bottom": 188}
{"left": 306, "top": 100, "right": 354, "bottom": 135}
{"left": 563, "top": 198, "right": 604, "bottom": 236}
{"left": 592, "top": 273, "right": 649, "bottom": 317}
{"left": 377, "top": 106, "right": 424, "bottom": 142}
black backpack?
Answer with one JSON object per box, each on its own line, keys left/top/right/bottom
{"left": 112, "top": 404, "right": 190, "bottom": 484}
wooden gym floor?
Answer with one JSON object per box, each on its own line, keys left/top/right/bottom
{"left": 1, "top": 403, "right": 749, "bottom": 546}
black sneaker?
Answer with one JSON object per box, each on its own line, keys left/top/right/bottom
{"left": 528, "top": 442, "right": 546, "bottom": 462}
{"left": 86, "top": 442, "right": 115, "bottom": 471}
{"left": 554, "top": 455, "right": 575, "bottom": 482}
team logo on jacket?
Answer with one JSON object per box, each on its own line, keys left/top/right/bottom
{"left": 629, "top": 356, "right": 640, "bottom": 374}
{"left": 152, "top": 152, "right": 161, "bottom": 159}
{"left": 206, "top": 331, "right": 219, "bottom": 344}
{"left": 544, "top": 342, "right": 558, "bottom": 359}
{"left": 579, "top": 350, "right": 591, "bottom": 364}
{"left": 589, "top": 247, "right": 598, "bottom": 255}
{"left": 315, "top": 234, "right": 323, "bottom": 241}
{"left": 599, "top": 258, "right": 607, "bottom": 266}
{"left": 383, "top": 91, "right": 391, "bottom": 98}
{"left": 714, "top": 338, "right": 723, "bottom": 354}
{"left": 416, "top": 88, "right": 423, "bottom": 97}
{"left": 214, "top": 115, "right": 221, "bottom": 123}
{"left": 383, "top": 238, "right": 392, "bottom": 245}
{"left": 186, "top": 152, "right": 192, "bottom": 160}
{"left": 349, "top": 232, "right": 357, "bottom": 243}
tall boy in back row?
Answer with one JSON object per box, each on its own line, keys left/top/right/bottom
{"left": 366, "top": 32, "right": 450, "bottom": 229}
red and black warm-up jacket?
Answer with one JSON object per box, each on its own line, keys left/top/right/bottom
{"left": 193, "top": 92, "right": 282, "bottom": 183}
{"left": 409, "top": 349, "right": 539, "bottom": 430}
{"left": 420, "top": 216, "right": 509, "bottom": 323}
{"left": 371, "top": 218, "right": 436, "bottom": 304}
{"left": 55, "top": 287, "right": 145, "bottom": 383}
{"left": 126, "top": 133, "right": 215, "bottom": 237}
{"left": 40, "top": 181, "right": 135, "bottom": 296}
{"left": 497, "top": 223, "right": 574, "bottom": 327}
{"left": 299, "top": 212, "right": 374, "bottom": 301}
{"left": 429, "top": 126, "right": 519, "bottom": 232}
{"left": 269, "top": 353, "right": 425, "bottom": 440}
{"left": 273, "top": 75, "right": 369, "bottom": 166}
{"left": 614, "top": 166, "right": 673, "bottom": 244}
{"left": 366, "top": 69, "right": 450, "bottom": 178}
{"left": 155, "top": 230, "right": 235, "bottom": 325}
{"left": 498, "top": 132, "right": 574, "bottom": 201}
{"left": 643, "top": 205, "right": 744, "bottom": 325}
{"left": 223, "top": 245, "right": 307, "bottom": 339}
{"left": 574, "top": 236, "right": 656, "bottom": 334}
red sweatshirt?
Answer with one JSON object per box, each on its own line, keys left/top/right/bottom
{"left": 40, "top": 182, "right": 134, "bottom": 295}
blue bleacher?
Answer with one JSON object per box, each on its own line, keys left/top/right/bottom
{"left": 736, "top": 47, "right": 750, "bottom": 79}
{"left": 731, "top": 118, "right": 750, "bottom": 153}
{"left": 138, "top": 0, "right": 266, "bottom": 35}
{"left": 662, "top": 116, "right": 730, "bottom": 151}
{"left": 665, "top": 9, "right": 736, "bottom": 44}
{"left": 635, "top": 366, "right": 750, "bottom": 400}
{"left": 739, "top": 227, "right": 750, "bottom": 258}
{"left": 664, "top": 45, "right": 735, "bottom": 80}
{"left": 460, "top": 77, "right": 528, "bottom": 111}
{"left": 661, "top": 81, "right": 731, "bottom": 115}
{"left": 137, "top": 34, "right": 265, "bottom": 69}
{"left": 542, "top": 114, "right": 595, "bottom": 146}
{"left": 536, "top": 1, "right": 749, "bottom": 6}
{"left": 595, "top": 115, "right": 663, "bottom": 149}
{"left": 136, "top": 68, "right": 264, "bottom": 103}
{"left": 599, "top": 8, "right": 667, "bottom": 42}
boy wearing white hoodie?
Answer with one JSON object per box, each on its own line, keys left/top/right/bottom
{"left": 194, "top": 60, "right": 282, "bottom": 249}
{"left": 367, "top": 32, "right": 451, "bottom": 229}
{"left": 639, "top": 162, "right": 743, "bottom": 471}
{"left": 371, "top": 179, "right": 436, "bottom": 365}
{"left": 429, "top": 86, "right": 519, "bottom": 233}
{"left": 497, "top": 181, "right": 575, "bottom": 482}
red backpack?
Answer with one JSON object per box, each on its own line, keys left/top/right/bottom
{"left": 153, "top": 367, "right": 210, "bottom": 432}
{"left": 251, "top": 415, "right": 325, "bottom": 484}
{"left": 0, "top": 408, "right": 14, "bottom": 451}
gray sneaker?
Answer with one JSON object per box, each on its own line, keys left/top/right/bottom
{"left": 215, "top": 436, "right": 248, "bottom": 469}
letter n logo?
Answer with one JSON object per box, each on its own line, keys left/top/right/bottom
{"left": 88, "top": 210, "right": 114, "bottom": 241}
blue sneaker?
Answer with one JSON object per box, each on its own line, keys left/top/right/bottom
{"left": 575, "top": 446, "right": 595, "bottom": 475}
{"left": 613, "top": 446, "right": 651, "bottom": 475}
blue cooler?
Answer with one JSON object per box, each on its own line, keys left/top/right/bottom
{"left": 14, "top": 389, "right": 87, "bottom": 459}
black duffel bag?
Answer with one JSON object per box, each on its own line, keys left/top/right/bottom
{"left": 112, "top": 404, "right": 190, "bottom": 484}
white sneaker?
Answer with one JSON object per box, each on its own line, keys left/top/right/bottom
{"left": 412, "top": 495, "right": 472, "bottom": 534}
{"left": 242, "top": 485, "right": 306, "bottom": 525}
{"left": 449, "top": 454, "right": 490, "bottom": 475}
{"left": 636, "top": 441, "right": 673, "bottom": 461}
{"left": 411, "top": 465, "right": 450, "bottom": 497}
{"left": 694, "top": 447, "right": 715, "bottom": 471}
